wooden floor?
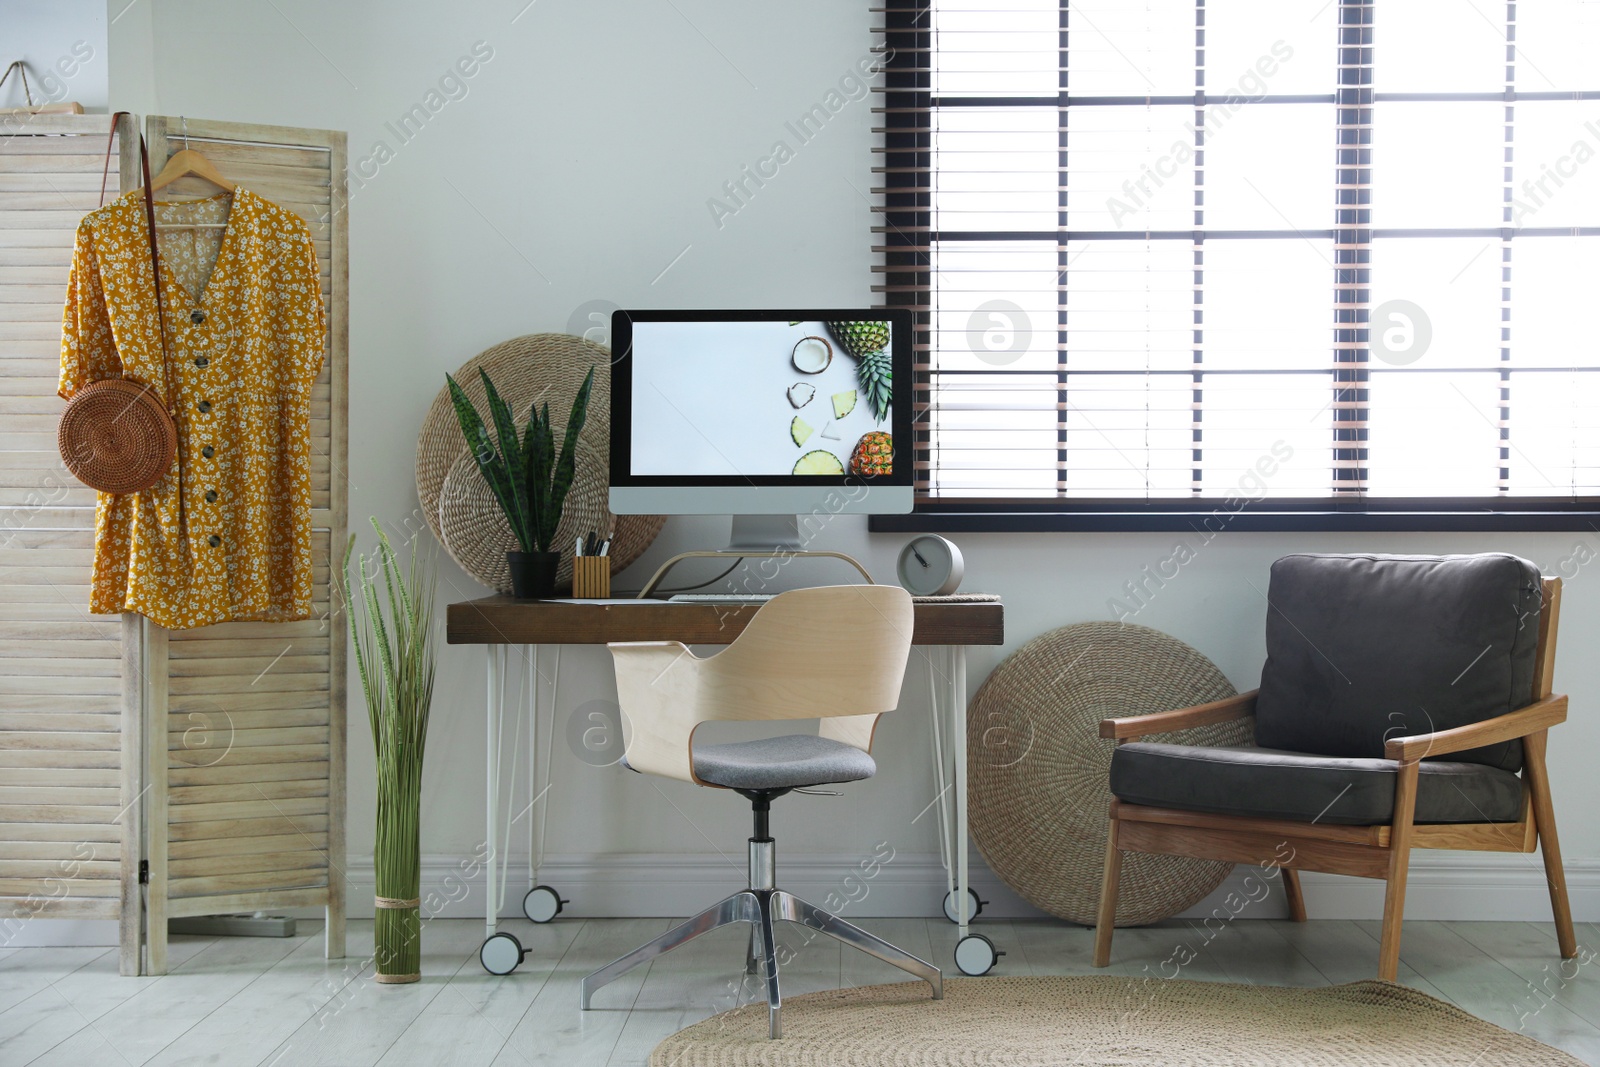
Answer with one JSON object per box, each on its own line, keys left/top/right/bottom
{"left": 2, "top": 916, "right": 1598, "bottom": 1065}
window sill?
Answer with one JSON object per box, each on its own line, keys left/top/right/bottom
{"left": 869, "top": 503, "right": 1600, "bottom": 534}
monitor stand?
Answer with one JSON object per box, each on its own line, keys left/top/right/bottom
{"left": 726, "top": 514, "right": 804, "bottom": 552}
{"left": 634, "top": 515, "right": 875, "bottom": 598}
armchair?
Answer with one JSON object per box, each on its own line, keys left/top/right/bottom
{"left": 1093, "top": 553, "right": 1575, "bottom": 982}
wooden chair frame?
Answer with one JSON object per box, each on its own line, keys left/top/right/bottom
{"left": 1092, "top": 577, "right": 1575, "bottom": 981}
{"left": 609, "top": 584, "right": 914, "bottom": 786}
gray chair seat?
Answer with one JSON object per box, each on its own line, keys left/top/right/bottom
{"left": 690, "top": 735, "right": 876, "bottom": 790}
{"left": 1110, "top": 743, "right": 1524, "bottom": 826}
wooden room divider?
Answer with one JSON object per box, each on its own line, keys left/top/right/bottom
{"left": 0, "top": 113, "right": 349, "bottom": 975}
{"left": 0, "top": 112, "right": 143, "bottom": 973}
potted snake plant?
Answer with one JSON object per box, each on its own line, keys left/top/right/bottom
{"left": 446, "top": 366, "right": 594, "bottom": 599}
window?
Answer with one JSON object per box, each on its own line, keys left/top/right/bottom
{"left": 872, "top": 0, "right": 1600, "bottom": 531}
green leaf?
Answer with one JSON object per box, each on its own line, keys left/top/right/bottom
{"left": 479, "top": 370, "right": 531, "bottom": 546}
{"left": 546, "top": 367, "right": 595, "bottom": 548}
{"left": 526, "top": 400, "right": 555, "bottom": 551}
{"left": 446, "top": 373, "right": 533, "bottom": 552}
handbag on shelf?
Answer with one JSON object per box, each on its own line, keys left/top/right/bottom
{"left": 56, "top": 112, "right": 179, "bottom": 495}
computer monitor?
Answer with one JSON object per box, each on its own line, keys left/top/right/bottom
{"left": 609, "top": 309, "right": 914, "bottom": 549}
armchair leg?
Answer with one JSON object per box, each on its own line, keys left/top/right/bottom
{"left": 1283, "top": 868, "right": 1307, "bottom": 923}
{"left": 1525, "top": 730, "right": 1578, "bottom": 959}
{"left": 1377, "top": 760, "right": 1420, "bottom": 983}
{"left": 1093, "top": 818, "right": 1122, "bottom": 968}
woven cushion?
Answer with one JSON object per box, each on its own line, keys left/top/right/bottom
{"left": 686, "top": 735, "right": 876, "bottom": 790}
{"left": 1255, "top": 553, "right": 1542, "bottom": 772}
{"left": 1110, "top": 743, "right": 1525, "bottom": 826}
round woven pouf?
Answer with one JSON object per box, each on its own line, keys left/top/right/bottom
{"left": 416, "top": 334, "right": 664, "bottom": 594}
{"left": 968, "top": 621, "right": 1253, "bottom": 926}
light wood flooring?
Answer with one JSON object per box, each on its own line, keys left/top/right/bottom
{"left": 3, "top": 916, "right": 1599, "bottom": 1065}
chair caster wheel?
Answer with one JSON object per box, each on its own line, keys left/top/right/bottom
{"left": 523, "top": 885, "right": 567, "bottom": 924}
{"left": 942, "top": 887, "right": 987, "bottom": 925}
{"left": 480, "top": 932, "right": 528, "bottom": 975}
{"left": 954, "top": 933, "right": 1003, "bottom": 976}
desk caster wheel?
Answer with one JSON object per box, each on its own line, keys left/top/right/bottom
{"left": 480, "top": 932, "right": 528, "bottom": 975}
{"left": 523, "top": 885, "right": 567, "bottom": 924}
{"left": 942, "top": 887, "right": 986, "bottom": 925}
{"left": 954, "top": 933, "right": 1002, "bottom": 976}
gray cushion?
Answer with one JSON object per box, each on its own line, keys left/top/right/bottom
{"left": 1255, "top": 553, "right": 1541, "bottom": 772}
{"left": 1110, "top": 742, "right": 1525, "bottom": 826}
{"left": 688, "top": 735, "right": 876, "bottom": 790}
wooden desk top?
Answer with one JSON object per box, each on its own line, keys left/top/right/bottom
{"left": 446, "top": 596, "right": 1004, "bottom": 646}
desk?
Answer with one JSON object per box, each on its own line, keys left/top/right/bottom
{"left": 445, "top": 596, "right": 1005, "bottom": 974}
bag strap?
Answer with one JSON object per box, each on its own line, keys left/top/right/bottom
{"left": 100, "top": 113, "right": 175, "bottom": 418}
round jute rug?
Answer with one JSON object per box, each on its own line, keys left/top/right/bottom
{"left": 650, "top": 976, "right": 1583, "bottom": 1066}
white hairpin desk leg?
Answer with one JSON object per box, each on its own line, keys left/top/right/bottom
{"left": 947, "top": 644, "right": 1001, "bottom": 976}
{"left": 522, "top": 647, "right": 566, "bottom": 928}
{"left": 485, "top": 646, "right": 502, "bottom": 942}
{"left": 953, "top": 645, "right": 969, "bottom": 937}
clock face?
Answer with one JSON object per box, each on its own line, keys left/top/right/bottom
{"left": 897, "top": 535, "right": 962, "bottom": 596}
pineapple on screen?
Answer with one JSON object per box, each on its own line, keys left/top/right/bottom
{"left": 850, "top": 431, "right": 892, "bottom": 476}
{"left": 825, "top": 320, "right": 892, "bottom": 423}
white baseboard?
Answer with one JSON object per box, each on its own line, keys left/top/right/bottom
{"left": 341, "top": 850, "right": 1600, "bottom": 925}
{"left": 14, "top": 852, "right": 1595, "bottom": 947}
{"left": 1, "top": 919, "right": 119, "bottom": 949}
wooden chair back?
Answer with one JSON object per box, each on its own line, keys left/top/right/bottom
{"left": 610, "top": 585, "right": 914, "bottom": 784}
{"left": 1533, "top": 577, "right": 1561, "bottom": 702}
{"left": 698, "top": 585, "right": 914, "bottom": 722}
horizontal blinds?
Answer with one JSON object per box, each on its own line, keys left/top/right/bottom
{"left": 874, "top": 0, "right": 1600, "bottom": 503}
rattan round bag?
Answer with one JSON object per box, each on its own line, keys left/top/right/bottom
{"left": 967, "top": 621, "right": 1254, "bottom": 926}
{"left": 57, "top": 379, "right": 177, "bottom": 494}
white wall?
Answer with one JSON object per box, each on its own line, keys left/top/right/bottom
{"left": 1, "top": 0, "right": 107, "bottom": 111}
{"left": 89, "top": 0, "right": 1600, "bottom": 927}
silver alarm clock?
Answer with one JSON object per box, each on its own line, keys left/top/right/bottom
{"left": 896, "top": 535, "right": 963, "bottom": 596}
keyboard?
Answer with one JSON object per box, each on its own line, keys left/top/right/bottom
{"left": 667, "top": 594, "right": 775, "bottom": 605}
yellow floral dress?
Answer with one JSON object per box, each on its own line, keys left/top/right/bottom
{"left": 58, "top": 188, "right": 325, "bottom": 629}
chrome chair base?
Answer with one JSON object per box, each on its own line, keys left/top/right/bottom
{"left": 579, "top": 886, "right": 943, "bottom": 1040}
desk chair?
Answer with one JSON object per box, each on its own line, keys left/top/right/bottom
{"left": 579, "top": 584, "right": 942, "bottom": 1038}
{"left": 1093, "top": 553, "right": 1575, "bottom": 982}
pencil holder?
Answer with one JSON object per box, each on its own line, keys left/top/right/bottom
{"left": 572, "top": 556, "right": 611, "bottom": 598}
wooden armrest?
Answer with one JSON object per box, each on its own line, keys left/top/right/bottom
{"left": 1099, "top": 690, "right": 1258, "bottom": 740}
{"left": 1384, "top": 694, "right": 1568, "bottom": 762}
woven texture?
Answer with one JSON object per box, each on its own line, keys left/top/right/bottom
{"left": 650, "top": 977, "right": 1584, "bottom": 1066}
{"left": 57, "top": 378, "right": 176, "bottom": 494}
{"left": 415, "top": 334, "right": 663, "bottom": 593}
{"left": 968, "top": 622, "right": 1253, "bottom": 926}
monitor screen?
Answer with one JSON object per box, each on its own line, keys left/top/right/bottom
{"left": 610, "top": 310, "right": 913, "bottom": 510}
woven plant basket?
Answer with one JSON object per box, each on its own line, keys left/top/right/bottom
{"left": 415, "top": 334, "right": 663, "bottom": 593}
{"left": 967, "top": 621, "right": 1254, "bottom": 926}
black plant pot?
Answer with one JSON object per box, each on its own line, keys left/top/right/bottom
{"left": 507, "top": 550, "right": 560, "bottom": 599}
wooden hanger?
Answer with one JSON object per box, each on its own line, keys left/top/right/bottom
{"left": 145, "top": 120, "right": 236, "bottom": 230}
{"left": 150, "top": 147, "right": 235, "bottom": 194}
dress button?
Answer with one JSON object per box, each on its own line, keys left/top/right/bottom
{"left": 197, "top": 400, "right": 211, "bottom": 413}
{"left": 207, "top": 534, "right": 221, "bottom": 548}
{"left": 191, "top": 309, "right": 206, "bottom": 325}
{"left": 194, "top": 356, "right": 209, "bottom": 368}
{"left": 201, "top": 445, "right": 215, "bottom": 459}
{"left": 205, "top": 489, "right": 218, "bottom": 503}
